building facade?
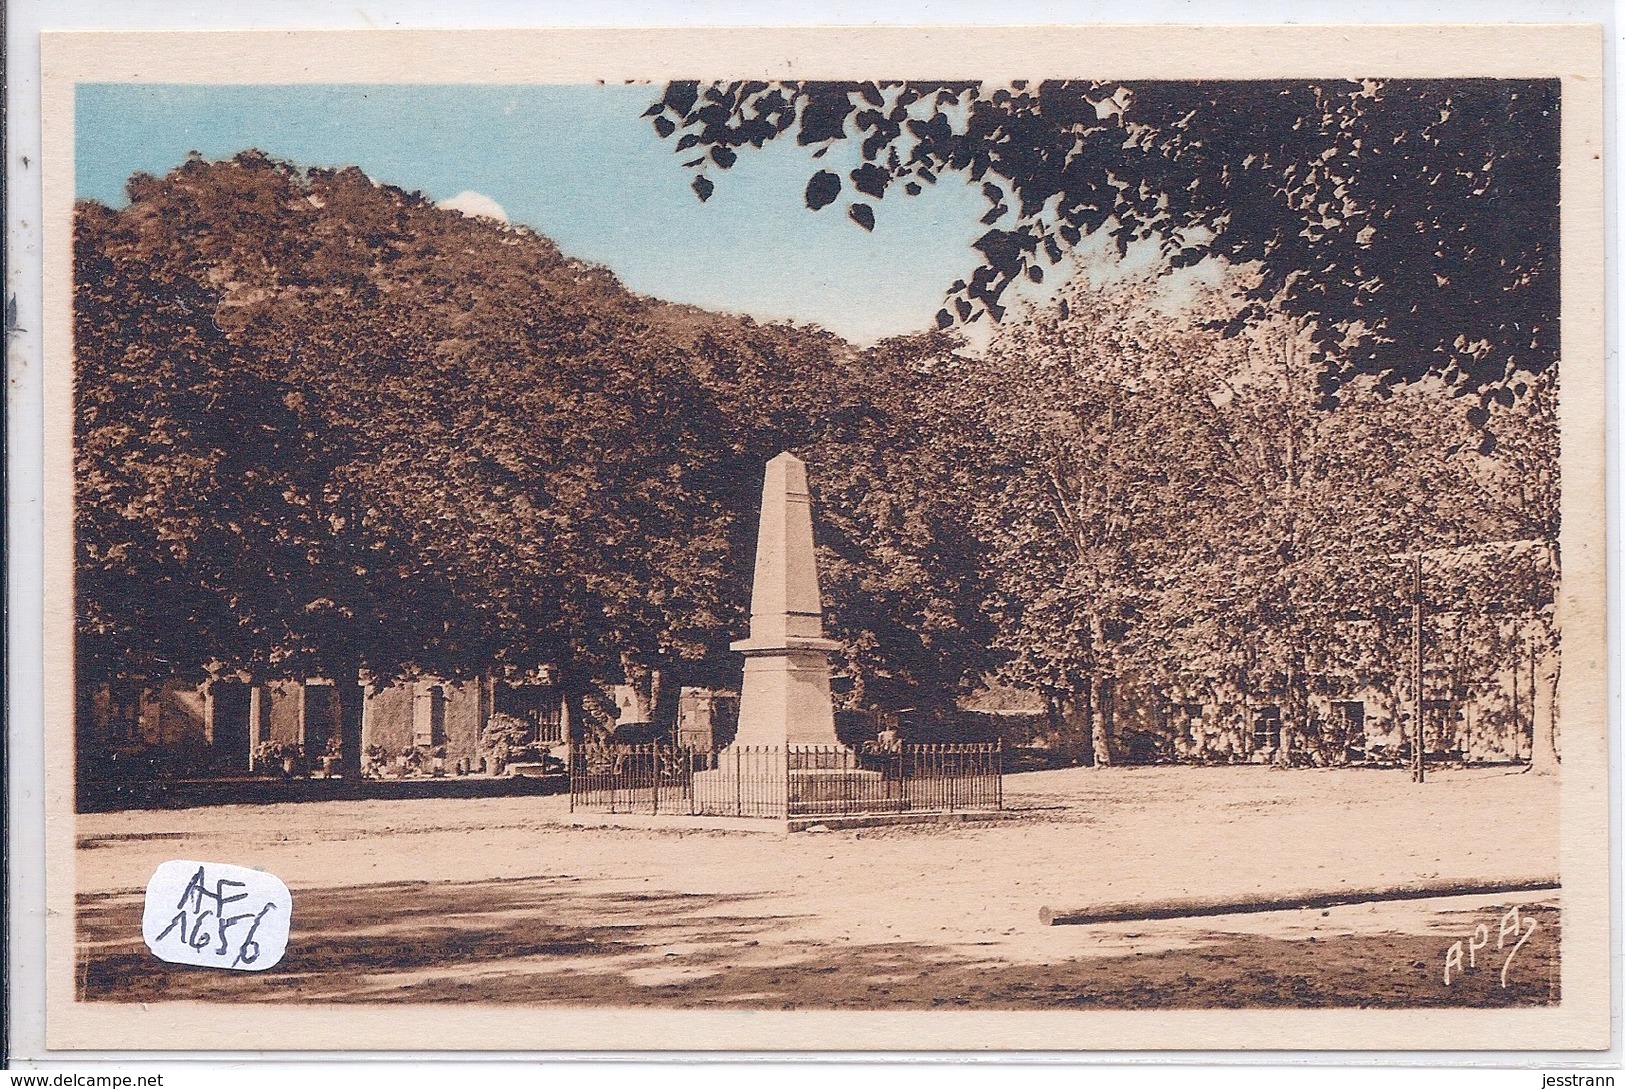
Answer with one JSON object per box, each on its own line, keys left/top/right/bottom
{"left": 79, "top": 671, "right": 571, "bottom": 778}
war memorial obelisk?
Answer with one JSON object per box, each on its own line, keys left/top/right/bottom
{"left": 693, "top": 451, "right": 883, "bottom": 819}
{"left": 728, "top": 451, "right": 844, "bottom": 747}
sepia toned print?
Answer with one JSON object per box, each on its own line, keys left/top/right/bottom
{"left": 41, "top": 26, "right": 1608, "bottom": 1052}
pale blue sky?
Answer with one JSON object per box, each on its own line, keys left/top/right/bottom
{"left": 75, "top": 84, "right": 1001, "bottom": 344}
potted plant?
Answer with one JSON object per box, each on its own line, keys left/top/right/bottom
{"left": 363, "top": 744, "right": 388, "bottom": 780}
{"left": 431, "top": 744, "right": 447, "bottom": 777}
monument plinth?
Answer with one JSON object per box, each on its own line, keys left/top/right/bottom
{"left": 728, "top": 452, "right": 843, "bottom": 749}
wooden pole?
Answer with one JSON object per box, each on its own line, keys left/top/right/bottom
{"left": 996, "top": 739, "right": 1004, "bottom": 812}
{"left": 248, "top": 685, "right": 265, "bottom": 773}
{"left": 1040, "top": 875, "right": 1560, "bottom": 926}
{"left": 1412, "top": 552, "right": 1425, "bottom": 783}
{"left": 560, "top": 691, "right": 573, "bottom": 773}
{"left": 1511, "top": 623, "right": 1521, "bottom": 760}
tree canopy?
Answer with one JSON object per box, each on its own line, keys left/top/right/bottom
{"left": 75, "top": 151, "right": 998, "bottom": 727}
{"left": 958, "top": 266, "right": 1558, "bottom": 765}
{"left": 648, "top": 79, "right": 1560, "bottom": 404}
{"left": 76, "top": 145, "right": 1562, "bottom": 769}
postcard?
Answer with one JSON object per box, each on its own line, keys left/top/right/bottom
{"left": 38, "top": 24, "right": 1609, "bottom": 1052}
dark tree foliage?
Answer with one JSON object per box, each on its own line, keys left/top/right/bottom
{"left": 647, "top": 78, "right": 1560, "bottom": 400}
{"left": 74, "top": 151, "right": 1000, "bottom": 734}
{"left": 783, "top": 333, "right": 1001, "bottom": 715}
{"left": 75, "top": 208, "right": 366, "bottom": 688}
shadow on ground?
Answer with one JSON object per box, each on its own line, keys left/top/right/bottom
{"left": 77, "top": 878, "right": 1558, "bottom": 1008}
{"left": 77, "top": 774, "right": 566, "bottom": 813}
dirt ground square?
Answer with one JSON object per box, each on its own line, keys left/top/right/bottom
{"left": 75, "top": 765, "right": 1560, "bottom": 1009}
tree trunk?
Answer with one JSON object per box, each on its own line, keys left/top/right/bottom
{"left": 617, "top": 654, "right": 680, "bottom": 732}
{"left": 1042, "top": 690, "right": 1063, "bottom": 739}
{"left": 333, "top": 659, "right": 365, "bottom": 781}
{"left": 559, "top": 685, "right": 582, "bottom": 745}
{"left": 619, "top": 651, "right": 653, "bottom": 723}
{"left": 648, "top": 667, "right": 666, "bottom": 728}
{"left": 1085, "top": 611, "right": 1113, "bottom": 768}
{"left": 1277, "top": 657, "right": 1303, "bottom": 767}
{"left": 1529, "top": 630, "right": 1561, "bottom": 775}
{"left": 1091, "top": 674, "right": 1114, "bottom": 767}
{"left": 1275, "top": 699, "right": 1294, "bottom": 768}
{"left": 648, "top": 667, "right": 680, "bottom": 733}
{"left": 577, "top": 682, "right": 619, "bottom": 740}
{"left": 1054, "top": 686, "right": 1095, "bottom": 766}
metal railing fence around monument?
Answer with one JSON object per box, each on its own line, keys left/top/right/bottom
{"left": 568, "top": 741, "right": 1002, "bottom": 819}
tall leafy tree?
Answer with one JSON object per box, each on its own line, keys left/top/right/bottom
{"left": 958, "top": 280, "right": 1187, "bottom": 763}
{"left": 802, "top": 333, "right": 1001, "bottom": 720}
{"left": 75, "top": 150, "right": 1004, "bottom": 764}
{"left": 968, "top": 266, "right": 1558, "bottom": 766}
{"left": 76, "top": 205, "right": 362, "bottom": 691}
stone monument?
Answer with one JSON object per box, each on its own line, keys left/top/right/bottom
{"left": 729, "top": 451, "right": 843, "bottom": 747}
{"left": 695, "top": 452, "right": 882, "bottom": 818}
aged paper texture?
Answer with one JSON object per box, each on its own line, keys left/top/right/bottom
{"left": 40, "top": 24, "right": 1608, "bottom": 1051}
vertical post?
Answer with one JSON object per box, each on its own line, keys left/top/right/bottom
{"left": 996, "top": 740, "right": 1004, "bottom": 812}
{"left": 898, "top": 746, "right": 907, "bottom": 813}
{"left": 1463, "top": 700, "right": 1474, "bottom": 765}
{"left": 248, "top": 685, "right": 265, "bottom": 773}
{"left": 735, "top": 746, "right": 742, "bottom": 817}
{"left": 203, "top": 682, "right": 218, "bottom": 749}
{"left": 684, "top": 745, "right": 694, "bottom": 816}
{"left": 1412, "top": 553, "right": 1425, "bottom": 784}
{"left": 1511, "top": 625, "right": 1521, "bottom": 760}
{"left": 1528, "top": 632, "right": 1538, "bottom": 761}
{"left": 560, "top": 693, "right": 573, "bottom": 779}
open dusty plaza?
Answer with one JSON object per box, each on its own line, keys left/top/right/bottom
{"left": 76, "top": 764, "right": 1559, "bottom": 1009}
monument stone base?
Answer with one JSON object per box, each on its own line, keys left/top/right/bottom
{"left": 786, "top": 765, "right": 888, "bottom": 812}
{"left": 690, "top": 750, "right": 891, "bottom": 820}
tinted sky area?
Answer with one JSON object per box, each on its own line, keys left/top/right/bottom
{"left": 76, "top": 83, "right": 1004, "bottom": 344}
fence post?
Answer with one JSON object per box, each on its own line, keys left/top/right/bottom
{"left": 996, "top": 740, "right": 1004, "bottom": 811}
{"left": 900, "top": 745, "right": 909, "bottom": 813}
{"left": 684, "top": 745, "right": 695, "bottom": 816}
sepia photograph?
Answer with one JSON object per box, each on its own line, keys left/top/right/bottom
{"left": 37, "top": 25, "right": 1610, "bottom": 1052}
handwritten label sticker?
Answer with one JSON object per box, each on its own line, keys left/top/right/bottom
{"left": 142, "top": 860, "right": 292, "bottom": 971}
